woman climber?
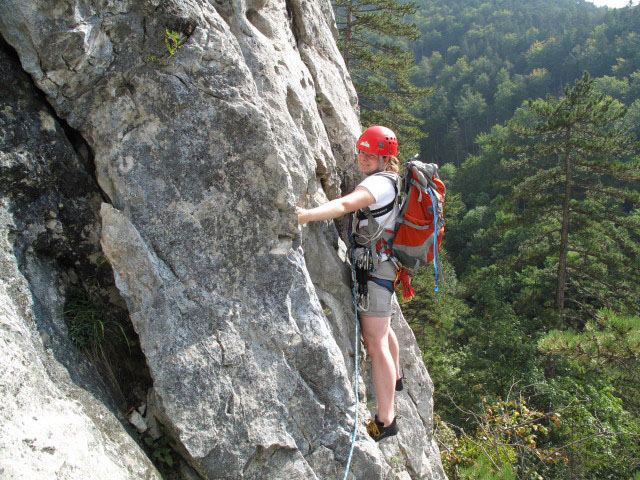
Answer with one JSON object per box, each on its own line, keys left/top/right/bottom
{"left": 297, "top": 125, "right": 403, "bottom": 442}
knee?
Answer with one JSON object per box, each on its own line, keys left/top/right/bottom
{"left": 363, "top": 335, "right": 386, "bottom": 357}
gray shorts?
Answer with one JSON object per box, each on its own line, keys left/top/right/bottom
{"left": 358, "top": 260, "right": 396, "bottom": 318}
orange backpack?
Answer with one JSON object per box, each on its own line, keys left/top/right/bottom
{"left": 390, "top": 158, "right": 445, "bottom": 291}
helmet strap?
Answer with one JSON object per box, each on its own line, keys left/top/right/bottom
{"left": 375, "top": 155, "right": 385, "bottom": 173}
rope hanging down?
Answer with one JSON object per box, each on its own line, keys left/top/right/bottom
{"left": 342, "top": 241, "right": 360, "bottom": 480}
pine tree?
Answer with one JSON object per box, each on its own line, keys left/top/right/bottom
{"left": 332, "top": 0, "right": 432, "bottom": 157}
{"left": 539, "top": 308, "right": 640, "bottom": 413}
{"left": 493, "top": 72, "right": 640, "bottom": 321}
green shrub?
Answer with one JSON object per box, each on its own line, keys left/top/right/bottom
{"left": 63, "top": 290, "right": 129, "bottom": 353}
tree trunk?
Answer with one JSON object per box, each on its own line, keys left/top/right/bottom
{"left": 556, "top": 149, "right": 572, "bottom": 316}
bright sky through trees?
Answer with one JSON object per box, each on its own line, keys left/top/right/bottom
{"left": 586, "top": 0, "right": 638, "bottom": 7}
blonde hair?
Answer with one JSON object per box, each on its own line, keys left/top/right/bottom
{"left": 384, "top": 156, "right": 400, "bottom": 173}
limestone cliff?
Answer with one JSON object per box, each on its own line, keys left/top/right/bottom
{"left": 0, "top": 1, "right": 446, "bottom": 478}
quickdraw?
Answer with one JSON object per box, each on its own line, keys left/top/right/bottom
{"left": 354, "top": 248, "right": 373, "bottom": 311}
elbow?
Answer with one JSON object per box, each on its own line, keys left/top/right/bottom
{"left": 341, "top": 202, "right": 359, "bottom": 215}
{"left": 338, "top": 202, "right": 354, "bottom": 217}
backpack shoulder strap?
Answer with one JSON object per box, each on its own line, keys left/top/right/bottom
{"left": 356, "top": 172, "right": 400, "bottom": 219}
{"left": 372, "top": 171, "right": 401, "bottom": 192}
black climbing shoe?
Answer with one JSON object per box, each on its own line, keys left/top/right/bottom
{"left": 366, "top": 416, "right": 398, "bottom": 442}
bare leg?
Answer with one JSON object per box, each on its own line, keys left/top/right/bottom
{"left": 360, "top": 313, "right": 395, "bottom": 426}
{"left": 388, "top": 327, "right": 401, "bottom": 381}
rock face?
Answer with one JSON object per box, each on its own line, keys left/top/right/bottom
{"left": 0, "top": 42, "right": 160, "bottom": 479}
{"left": 0, "top": 0, "right": 446, "bottom": 479}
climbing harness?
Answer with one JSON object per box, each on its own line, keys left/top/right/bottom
{"left": 351, "top": 171, "right": 400, "bottom": 277}
{"left": 368, "top": 276, "right": 394, "bottom": 293}
{"left": 342, "top": 238, "right": 361, "bottom": 480}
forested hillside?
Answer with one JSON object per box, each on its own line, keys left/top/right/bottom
{"left": 397, "top": 1, "right": 640, "bottom": 478}
{"left": 411, "top": 0, "right": 640, "bottom": 164}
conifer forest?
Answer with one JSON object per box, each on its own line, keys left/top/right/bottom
{"left": 333, "top": 0, "right": 640, "bottom": 478}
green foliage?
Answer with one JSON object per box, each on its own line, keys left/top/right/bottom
{"left": 458, "top": 455, "right": 516, "bottom": 480}
{"left": 332, "top": 0, "right": 432, "bottom": 156}
{"left": 541, "top": 375, "right": 640, "bottom": 479}
{"left": 403, "top": 252, "right": 470, "bottom": 413}
{"left": 540, "top": 309, "right": 640, "bottom": 371}
{"left": 432, "top": 371, "right": 640, "bottom": 479}
{"left": 490, "top": 72, "right": 640, "bottom": 319}
{"left": 143, "top": 434, "right": 174, "bottom": 468}
{"left": 402, "top": 3, "right": 640, "bottom": 479}
{"left": 410, "top": 0, "right": 640, "bottom": 164}
{"left": 62, "top": 286, "right": 143, "bottom": 409}
{"left": 164, "top": 29, "right": 182, "bottom": 56}
{"left": 436, "top": 393, "right": 570, "bottom": 480}
{"left": 540, "top": 309, "right": 640, "bottom": 414}
{"left": 146, "top": 28, "right": 185, "bottom": 62}
{"left": 63, "top": 289, "right": 130, "bottom": 354}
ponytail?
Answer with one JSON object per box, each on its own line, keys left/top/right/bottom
{"left": 385, "top": 156, "right": 400, "bottom": 174}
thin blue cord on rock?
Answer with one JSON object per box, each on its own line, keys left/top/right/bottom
{"left": 342, "top": 247, "right": 360, "bottom": 480}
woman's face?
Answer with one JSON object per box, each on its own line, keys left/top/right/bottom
{"left": 357, "top": 150, "right": 386, "bottom": 175}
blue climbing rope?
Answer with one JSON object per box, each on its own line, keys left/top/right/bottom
{"left": 427, "top": 186, "right": 440, "bottom": 292}
{"left": 342, "top": 243, "right": 360, "bottom": 480}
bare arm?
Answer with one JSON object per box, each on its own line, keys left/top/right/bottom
{"left": 297, "top": 187, "right": 375, "bottom": 225}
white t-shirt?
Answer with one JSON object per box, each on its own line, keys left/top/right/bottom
{"left": 357, "top": 174, "right": 399, "bottom": 261}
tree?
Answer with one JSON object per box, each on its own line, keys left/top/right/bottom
{"left": 539, "top": 308, "right": 640, "bottom": 414}
{"left": 332, "top": 0, "right": 432, "bottom": 157}
{"left": 494, "top": 72, "right": 640, "bottom": 320}
{"left": 455, "top": 86, "right": 488, "bottom": 153}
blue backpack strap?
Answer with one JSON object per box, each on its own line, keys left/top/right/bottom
{"left": 427, "top": 186, "right": 440, "bottom": 292}
{"left": 368, "top": 276, "right": 395, "bottom": 293}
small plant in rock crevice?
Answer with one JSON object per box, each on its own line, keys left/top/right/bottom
{"left": 147, "top": 28, "right": 188, "bottom": 62}
{"left": 143, "top": 433, "right": 175, "bottom": 468}
{"left": 62, "top": 286, "right": 145, "bottom": 409}
{"left": 164, "top": 29, "right": 182, "bottom": 56}
{"left": 63, "top": 289, "right": 130, "bottom": 354}
{"left": 139, "top": 423, "right": 184, "bottom": 474}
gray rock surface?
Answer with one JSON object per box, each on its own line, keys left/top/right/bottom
{"left": 0, "top": 44, "right": 160, "bottom": 480}
{"left": 0, "top": 0, "right": 447, "bottom": 478}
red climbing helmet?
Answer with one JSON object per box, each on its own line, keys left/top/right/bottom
{"left": 356, "top": 126, "right": 398, "bottom": 157}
